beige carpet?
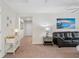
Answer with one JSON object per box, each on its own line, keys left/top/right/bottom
{"left": 4, "top": 36, "right": 79, "bottom": 58}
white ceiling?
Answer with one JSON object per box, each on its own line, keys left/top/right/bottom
{"left": 3, "top": 0, "right": 79, "bottom": 14}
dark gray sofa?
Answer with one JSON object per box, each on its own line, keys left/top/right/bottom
{"left": 53, "top": 31, "right": 79, "bottom": 47}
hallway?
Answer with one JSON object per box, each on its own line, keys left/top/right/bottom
{"left": 4, "top": 36, "right": 79, "bottom": 58}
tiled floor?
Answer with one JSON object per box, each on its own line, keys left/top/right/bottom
{"left": 4, "top": 36, "right": 79, "bottom": 58}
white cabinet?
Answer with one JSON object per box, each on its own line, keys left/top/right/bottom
{"left": 6, "top": 37, "right": 20, "bottom": 55}
{"left": 6, "top": 38, "right": 17, "bottom": 43}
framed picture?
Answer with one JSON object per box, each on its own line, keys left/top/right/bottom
{"left": 57, "top": 18, "right": 75, "bottom": 29}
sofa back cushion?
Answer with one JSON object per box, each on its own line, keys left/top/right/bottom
{"left": 64, "top": 32, "right": 73, "bottom": 40}
{"left": 73, "top": 32, "right": 79, "bottom": 39}
{"left": 53, "top": 32, "right": 65, "bottom": 39}
{"left": 67, "top": 32, "right": 72, "bottom": 38}
{"left": 53, "top": 31, "right": 79, "bottom": 40}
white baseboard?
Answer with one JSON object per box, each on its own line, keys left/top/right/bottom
{"left": 32, "top": 42, "right": 43, "bottom": 44}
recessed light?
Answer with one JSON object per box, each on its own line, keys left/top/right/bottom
{"left": 45, "top": 0, "right": 48, "bottom": 3}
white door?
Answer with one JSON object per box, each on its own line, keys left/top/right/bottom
{"left": 24, "top": 21, "right": 32, "bottom": 36}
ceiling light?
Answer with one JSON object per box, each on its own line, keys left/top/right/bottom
{"left": 66, "top": 7, "right": 79, "bottom": 13}
{"left": 45, "top": 0, "right": 48, "bottom": 3}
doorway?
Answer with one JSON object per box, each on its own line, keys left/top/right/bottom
{"left": 24, "top": 21, "right": 32, "bottom": 36}
{"left": 24, "top": 19, "right": 32, "bottom": 44}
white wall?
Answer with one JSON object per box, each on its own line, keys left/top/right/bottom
{"left": 19, "top": 12, "right": 79, "bottom": 44}
{"left": 32, "top": 13, "right": 79, "bottom": 44}
{"left": 19, "top": 18, "right": 24, "bottom": 40}
{"left": 0, "top": 0, "right": 18, "bottom": 57}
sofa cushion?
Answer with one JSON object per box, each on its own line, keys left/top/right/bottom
{"left": 64, "top": 32, "right": 73, "bottom": 40}
{"left": 67, "top": 33, "right": 72, "bottom": 38}
{"left": 73, "top": 32, "right": 79, "bottom": 39}
{"left": 72, "top": 40, "right": 79, "bottom": 44}
{"left": 64, "top": 40, "right": 72, "bottom": 43}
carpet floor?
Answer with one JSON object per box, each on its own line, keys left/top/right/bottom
{"left": 4, "top": 36, "right": 79, "bottom": 58}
